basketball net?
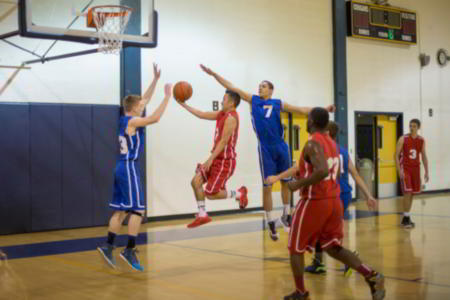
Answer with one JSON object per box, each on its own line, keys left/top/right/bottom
{"left": 91, "top": 5, "right": 133, "bottom": 54}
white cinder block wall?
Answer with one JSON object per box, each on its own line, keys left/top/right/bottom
{"left": 142, "top": 0, "right": 334, "bottom": 217}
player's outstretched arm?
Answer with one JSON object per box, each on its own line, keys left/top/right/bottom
{"left": 395, "top": 136, "right": 404, "bottom": 179}
{"left": 288, "top": 141, "right": 329, "bottom": 192}
{"left": 282, "top": 103, "right": 336, "bottom": 115}
{"left": 421, "top": 139, "right": 429, "bottom": 183}
{"left": 128, "top": 83, "right": 172, "bottom": 128}
{"left": 348, "top": 158, "right": 377, "bottom": 210}
{"left": 137, "top": 63, "right": 161, "bottom": 116}
{"left": 202, "top": 116, "right": 237, "bottom": 171}
{"left": 265, "top": 165, "right": 299, "bottom": 185}
{"left": 200, "top": 64, "right": 252, "bottom": 104}
{"left": 176, "top": 100, "right": 220, "bottom": 120}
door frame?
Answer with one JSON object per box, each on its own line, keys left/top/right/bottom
{"left": 354, "top": 111, "right": 404, "bottom": 198}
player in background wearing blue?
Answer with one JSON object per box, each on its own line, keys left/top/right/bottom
{"left": 305, "top": 121, "right": 377, "bottom": 276}
{"left": 200, "top": 64, "right": 334, "bottom": 241}
{"left": 98, "top": 64, "right": 172, "bottom": 271}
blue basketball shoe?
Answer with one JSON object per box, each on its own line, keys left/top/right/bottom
{"left": 97, "top": 244, "right": 116, "bottom": 269}
{"left": 120, "top": 248, "right": 144, "bottom": 271}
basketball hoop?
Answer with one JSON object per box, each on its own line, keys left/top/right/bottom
{"left": 87, "top": 5, "right": 133, "bottom": 54}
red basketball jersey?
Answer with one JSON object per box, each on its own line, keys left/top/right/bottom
{"left": 212, "top": 111, "right": 239, "bottom": 159}
{"left": 298, "top": 132, "right": 340, "bottom": 200}
{"left": 401, "top": 134, "right": 424, "bottom": 167}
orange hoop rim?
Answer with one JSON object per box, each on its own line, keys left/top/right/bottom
{"left": 87, "top": 5, "right": 133, "bottom": 28}
{"left": 90, "top": 5, "right": 133, "bottom": 18}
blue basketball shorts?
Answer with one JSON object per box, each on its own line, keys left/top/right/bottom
{"left": 257, "top": 141, "right": 292, "bottom": 186}
{"left": 110, "top": 160, "right": 145, "bottom": 211}
{"left": 340, "top": 191, "right": 352, "bottom": 213}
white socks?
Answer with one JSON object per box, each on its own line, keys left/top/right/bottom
{"left": 228, "top": 190, "right": 242, "bottom": 200}
{"left": 283, "top": 204, "right": 290, "bottom": 216}
{"left": 197, "top": 201, "right": 207, "bottom": 217}
{"left": 265, "top": 211, "right": 274, "bottom": 223}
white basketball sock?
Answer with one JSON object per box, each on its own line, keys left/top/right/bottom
{"left": 283, "top": 204, "right": 290, "bottom": 216}
{"left": 265, "top": 211, "right": 274, "bottom": 223}
{"left": 197, "top": 201, "right": 207, "bottom": 217}
{"left": 228, "top": 190, "right": 242, "bottom": 200}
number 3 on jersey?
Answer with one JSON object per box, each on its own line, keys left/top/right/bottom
{"left": 325, "top": 157, "right": 340, "bottom": 181}
{"left": 409, "top": 149, "right": 417, "bottom": 159}
{"left": 119, "top": 136, "right": 128, "bottom": 154}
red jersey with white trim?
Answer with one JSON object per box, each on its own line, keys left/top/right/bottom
{"left": 211, "top": 110, "right": 239, "bottom": 160}
{"left": 298, "top": 132, "right": 340, "bottom": 200}
{"left": 401, "top": 134, "right": 424, "bottom": 167}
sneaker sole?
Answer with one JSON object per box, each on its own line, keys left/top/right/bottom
{"left": 305, "top": 269, "right": 326, "bottom": 274}
{"left": 119, "top": 253, "right": 144, "bottom": 271}
{"left": 187, "top": 218, "right": 212, "bottom": 228}
{"left": 269, "top": 232, "right": 279, "bottom": 241}
{"left": 97, "top": 247, "right": 116, "bottom": 269}
{"left": 275, "top": 217, "right": 291, "bottom": 233}
{"left": 344, "top": 268, "right": 353, "bottom": 277}
{"left": 401, "top": 224, "right": 414, "bottom": 229}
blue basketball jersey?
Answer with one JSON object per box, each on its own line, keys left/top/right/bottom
{"left": 251, "top": 95, "right": 284, "bottom": 145}
{"left": 339, "top": 145, "right": 352, "bottom": 194}
{"left": 118, "top": 116, "right": 145, "bottom": 161}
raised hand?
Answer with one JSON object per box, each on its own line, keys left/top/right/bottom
{"left": 153, "top": 63, "right": 161, "bottom": 80}
{"left": 326, "top": 105, "right": 336, "bottom": 113}
{"left": 200, "top": 64, "right": 214, "bottom": 76}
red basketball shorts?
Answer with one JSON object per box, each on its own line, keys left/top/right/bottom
{"left": 288, "top": 197, "right": 344, "bottom": 255}
{"left": 401, "top": 165, "right": 421, "bottom": 194}
{"left": 197, "top": 159, "right": 236, "bottom": 196}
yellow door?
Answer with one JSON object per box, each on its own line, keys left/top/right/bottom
{"left": 272, "top": 113, "right": 308, "bottom": 192}
{"left": 376, "top": 115, "right": 397, "bottom": 198}
{"left": 291, "top": 113, "right": 308, "bottom": 165}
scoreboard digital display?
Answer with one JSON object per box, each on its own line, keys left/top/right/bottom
{"left": 347, "top": 1, "right": 417, "bottom": 45}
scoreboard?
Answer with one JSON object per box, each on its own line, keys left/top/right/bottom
{"left": 347, "top": 1, "right": 417, "bottom": 45}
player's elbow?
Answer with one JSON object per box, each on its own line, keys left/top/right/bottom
{"left": 151, "top": 114, "right": 162, "bottom": 123}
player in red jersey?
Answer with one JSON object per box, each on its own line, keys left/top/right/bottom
{"left": 395, "top": 119, "right": 429, "bottom": 228}
{"left": 266, "top": 108, "right": 385, "bottom": 300}
{"left": 177, "top": 90, "right": 248, "bottom": 228}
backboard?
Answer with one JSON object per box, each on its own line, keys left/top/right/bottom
{"left": 18, "top": 0, "right": 157, "bottom": 48}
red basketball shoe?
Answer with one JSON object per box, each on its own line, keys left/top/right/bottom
{"left": 187, "top": 214, "right": 212, "bottom": 228}
{"left": 237, "top": 186, "right": 248, "bottom": 209}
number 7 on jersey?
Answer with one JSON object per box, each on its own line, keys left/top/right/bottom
{"left": 263, "top": 105, "right": 273, "bottom": 118}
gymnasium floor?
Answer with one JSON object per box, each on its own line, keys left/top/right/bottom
{"left": 1, "top": 193, "right": 450, "bottom": 300}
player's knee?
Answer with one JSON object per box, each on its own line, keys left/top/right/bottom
{"left": 126, "top": 210, "right": 144, "bottom": 218}
{"left": 191, "top": 176, "right": 201, "bottom": 189}
{"left": 263, "top": 185, "right": 272, "bottom": 194}
{"left": 205, "top": 193, "right": 218, "bottom": 200}
{"left": 325, "top": 245, "right": 343, "bottom": 257}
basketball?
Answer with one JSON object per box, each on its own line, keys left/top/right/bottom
{"left": 173, "top": 81, "right": 193, "bottom": 102}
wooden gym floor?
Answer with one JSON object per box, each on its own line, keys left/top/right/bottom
{"left": 1, "top": 193, "right": 450, "bottom": 300}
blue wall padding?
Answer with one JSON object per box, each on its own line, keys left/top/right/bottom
{"left": 30, "top": 104, "right": 63, "bottom": 231}
{"left": 92, "top": 106, "right": 119, "bottom": 226}
{"left": 61, "top": 105, "right": 94, "bottom": 228}
{"left": 0, "top": 104, "right": 32, "bottom": 234}
{"left": 0, "top": 103, "right": 129, "bottom": 235}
